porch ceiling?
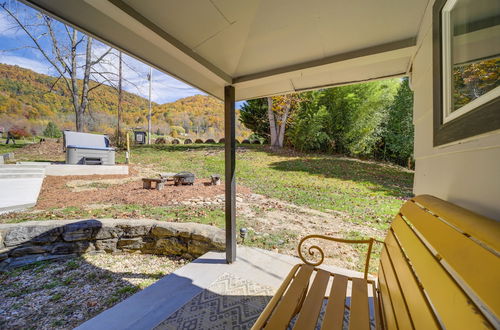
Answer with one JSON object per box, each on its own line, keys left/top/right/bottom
{"left": 22, "top": 0, "right": 428, "bottom": 100}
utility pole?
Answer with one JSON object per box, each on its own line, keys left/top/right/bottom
{"left": 148, "top": 67, "right": 152, "bottom": 144}
{"left": 117, "top": 51, "right": 123, "bottom": 146}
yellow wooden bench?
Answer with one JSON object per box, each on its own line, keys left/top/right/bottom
{"left": 252, "top": 195, "right": 500, "bottom": 329}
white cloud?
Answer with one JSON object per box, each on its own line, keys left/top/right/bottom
{"left": 0, "top": 11, "right": 17, "bottom": 37}
{"left": 89, "top": 45, "right": 201, "bottom": 104}
{"left": 0, "top": 54, "right": 51, "bottom": 74}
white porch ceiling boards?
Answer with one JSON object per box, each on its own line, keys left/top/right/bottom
{"left": 22, "top": 0, "right": 429, "bottom": 100}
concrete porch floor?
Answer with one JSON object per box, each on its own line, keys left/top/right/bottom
{"left": 76, "top": 246, "right": 366, "bottom": 330}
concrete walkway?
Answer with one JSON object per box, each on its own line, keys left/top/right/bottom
{"left": 77, "top": 246, "right": 366, "bottom": 330}
{"left": 0, "top": 164, "right": 46, "bottom": 214}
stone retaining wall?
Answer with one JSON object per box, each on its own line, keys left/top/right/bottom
{"left": 0, "top": 219, "right": 224, "bottom": 270}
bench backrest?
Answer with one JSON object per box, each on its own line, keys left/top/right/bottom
{"left": 378, "top": 195, "right": 499, "bottom": 329}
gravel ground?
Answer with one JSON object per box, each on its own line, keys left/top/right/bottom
{"left": 0, "top": 253, "right": 188, "bottom": 329}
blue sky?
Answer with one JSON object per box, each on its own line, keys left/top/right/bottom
{"left": 0, "top": 1, "right": 244, "bottom": 107}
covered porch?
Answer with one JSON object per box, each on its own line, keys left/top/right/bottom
{"left": 76, "top": 246, "right": 367, "bottom": 329}
{"left": 18, "top": 0, "right": 500, "bottom": 329}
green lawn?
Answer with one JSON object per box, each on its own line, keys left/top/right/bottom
{"left": 122, "top": 144, "right": 413, "bottom": 229}
{"left": 0, "top": 140, "right": 31, "bottom": 155}
{"left": 3, "top": 143, "right": 413, "bottom": 272}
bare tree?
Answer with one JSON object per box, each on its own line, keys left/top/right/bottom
{"left": 1, "top": 3, "right": 112, "bottom": 132}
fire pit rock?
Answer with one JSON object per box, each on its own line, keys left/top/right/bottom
{"left": 173, "top": 171, "right": 195, "bottom": 186}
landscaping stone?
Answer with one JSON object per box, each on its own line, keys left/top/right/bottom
{"left": 51, "top": 242, "right": 95, "bottom": 255}
{"left": 155, "top": 237, "right": 186, "bottom": 255}
{"left": 0, "top": 219, "right": 225, "bottom": 268}
{"left": 117, "top": 238, "right": 146, "bottom": 250}
{"left": 10, "top": 245, "right": 49, "bottom": 257}
{"left": 2, "top": 225, "right": 62, "bottom": 247}
{"left": 94, "top": 238, "right": 118, "bottom": 252}
{"left": 94, "top": 226, "right": 124, "bottom": 240}
{"left": 117, "top": 222, "right": 153, "bottom": 238}
{"left": 62, "top": 220, "right": 102, "bottom": 241}
{"left": 188, "top": 239, "right": 214, "bottom": 257}
{"left": 0, "top": 249, "right": 9, "bottom": 261}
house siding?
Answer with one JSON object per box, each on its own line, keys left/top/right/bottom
{"left": 411, "top": 0, "right": 500, "bottom": 220}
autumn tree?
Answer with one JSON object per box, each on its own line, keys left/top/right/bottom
{"left": 267, "top": 94, "right": 300, "bottom": 148}
{"left": 1, "top": 3, "right": 112, "bottom": 132}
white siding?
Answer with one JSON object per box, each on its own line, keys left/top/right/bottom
{"left": 412, "top": 0, "right": 500, "bottom": 220}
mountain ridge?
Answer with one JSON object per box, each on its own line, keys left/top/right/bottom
{"left": 0, "top": 63, "right": 249, "bottom": 139}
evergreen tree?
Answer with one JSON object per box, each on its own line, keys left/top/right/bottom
{"left": 382, "top": 78, "right": 414, "bottom": 167}
{"left": 43, "top": 121, "right": 62, "bottom": 138}
{"left": 239, "top": 98, "right": 270, "bottom": 142}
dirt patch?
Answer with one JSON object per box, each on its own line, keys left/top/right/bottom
{"left": 16, "top": 139, "right": 64, "bottom": 159}
{"left": 237, "top": 194, "right": 385, "bottom": 271}
{"left": 36, "top": 174, "right": 251, "bottom": 209}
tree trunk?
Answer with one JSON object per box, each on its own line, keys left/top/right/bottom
{"left": 267, "top": 97, "right": 279, "bottom": 147}
{"left": 277, "top": 98, "right": 292, "bottom": 147}
{"left": 78, "top": 36, "right": 93, "bottom": 132}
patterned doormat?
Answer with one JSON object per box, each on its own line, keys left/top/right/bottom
{"left": 154, "top": 273, "right": 275, "bottom": 330}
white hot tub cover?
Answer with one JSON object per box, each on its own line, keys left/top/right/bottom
{"left": 63, "top": 131, "right": 114, "bottom": 150}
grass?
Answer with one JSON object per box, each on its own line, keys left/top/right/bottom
{"left": 0, "top": 141, "right": 29, "bottom": 155}
{"left": 3, "top": 144, "right": 413, "bottom": 272}
{"left": 120, "top": 144, "right": 413, "bottom": 229}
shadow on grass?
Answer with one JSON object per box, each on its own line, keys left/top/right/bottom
{"left": 269, "top": 156, "right": 414, "bottom": 198}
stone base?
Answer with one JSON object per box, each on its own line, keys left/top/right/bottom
{"left": 0, "top": 219, "right": 224, "bottom": 270}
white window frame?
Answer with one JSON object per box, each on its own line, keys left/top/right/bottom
{"left": 441, "top": 0, "right": 500, "bottom": 124}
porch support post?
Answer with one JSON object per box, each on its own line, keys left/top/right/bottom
{"left": 224, "top": 85, "right": 236, "bottom": 263}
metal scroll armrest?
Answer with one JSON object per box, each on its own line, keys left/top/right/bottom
{"left": 297, "top": 234, "right": 384, "bottom": 279}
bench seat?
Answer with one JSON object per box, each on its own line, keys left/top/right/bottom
{"left": 252, "top": 195, "right": 500, "bottom": 329}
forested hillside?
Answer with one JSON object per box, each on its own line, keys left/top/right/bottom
{"left": 0, "top": 63, "right": 250, "bottom": 139}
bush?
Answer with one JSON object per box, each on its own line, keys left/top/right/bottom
{"left": 9, "top": 127, "right": 30, "bottom": 139}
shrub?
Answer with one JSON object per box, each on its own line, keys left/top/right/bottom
{"left": 9, "top": 127, "right": 30, "bottom": 139}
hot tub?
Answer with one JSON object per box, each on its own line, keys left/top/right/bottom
{"left": 63, "top": 131, "right": 116, "bottom": 165}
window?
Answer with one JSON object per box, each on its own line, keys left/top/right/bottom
{"left": 433, "top": 0, "right": 500, "bottom": 146}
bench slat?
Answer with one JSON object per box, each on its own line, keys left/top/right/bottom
{"left": 293, "top": 269, "right": 330, "bottom": 329}
{"left": 321, "top": 274, "right": 348, "bottom": 330}
{"left": 384, "top": 230, "right": 440, "bottom": 329}
{"left": 378, "top": 265, "right": 397, "bottom": 329}
{"left": 413, "top": 195, "right": 500, "bottom": 252}
{"left": 380, "top": 249, "right": 413, "bottom": 329}
{"left": 349, "top": 278, "right": 370, "bottom": 330}
{"left": 372, "top": 282, "right": 382, "bottom": 330}
{"left": 264, "top": 264, "right": 314, "bottom": 329}
{"left": 392, "top": 215, "right": 492, "bottom": 329}
{"left": 252, "top": 264, "right": 301, "bottom": 330}
{"left": 402, "top": 201, "right": 500, "bottom": 319}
